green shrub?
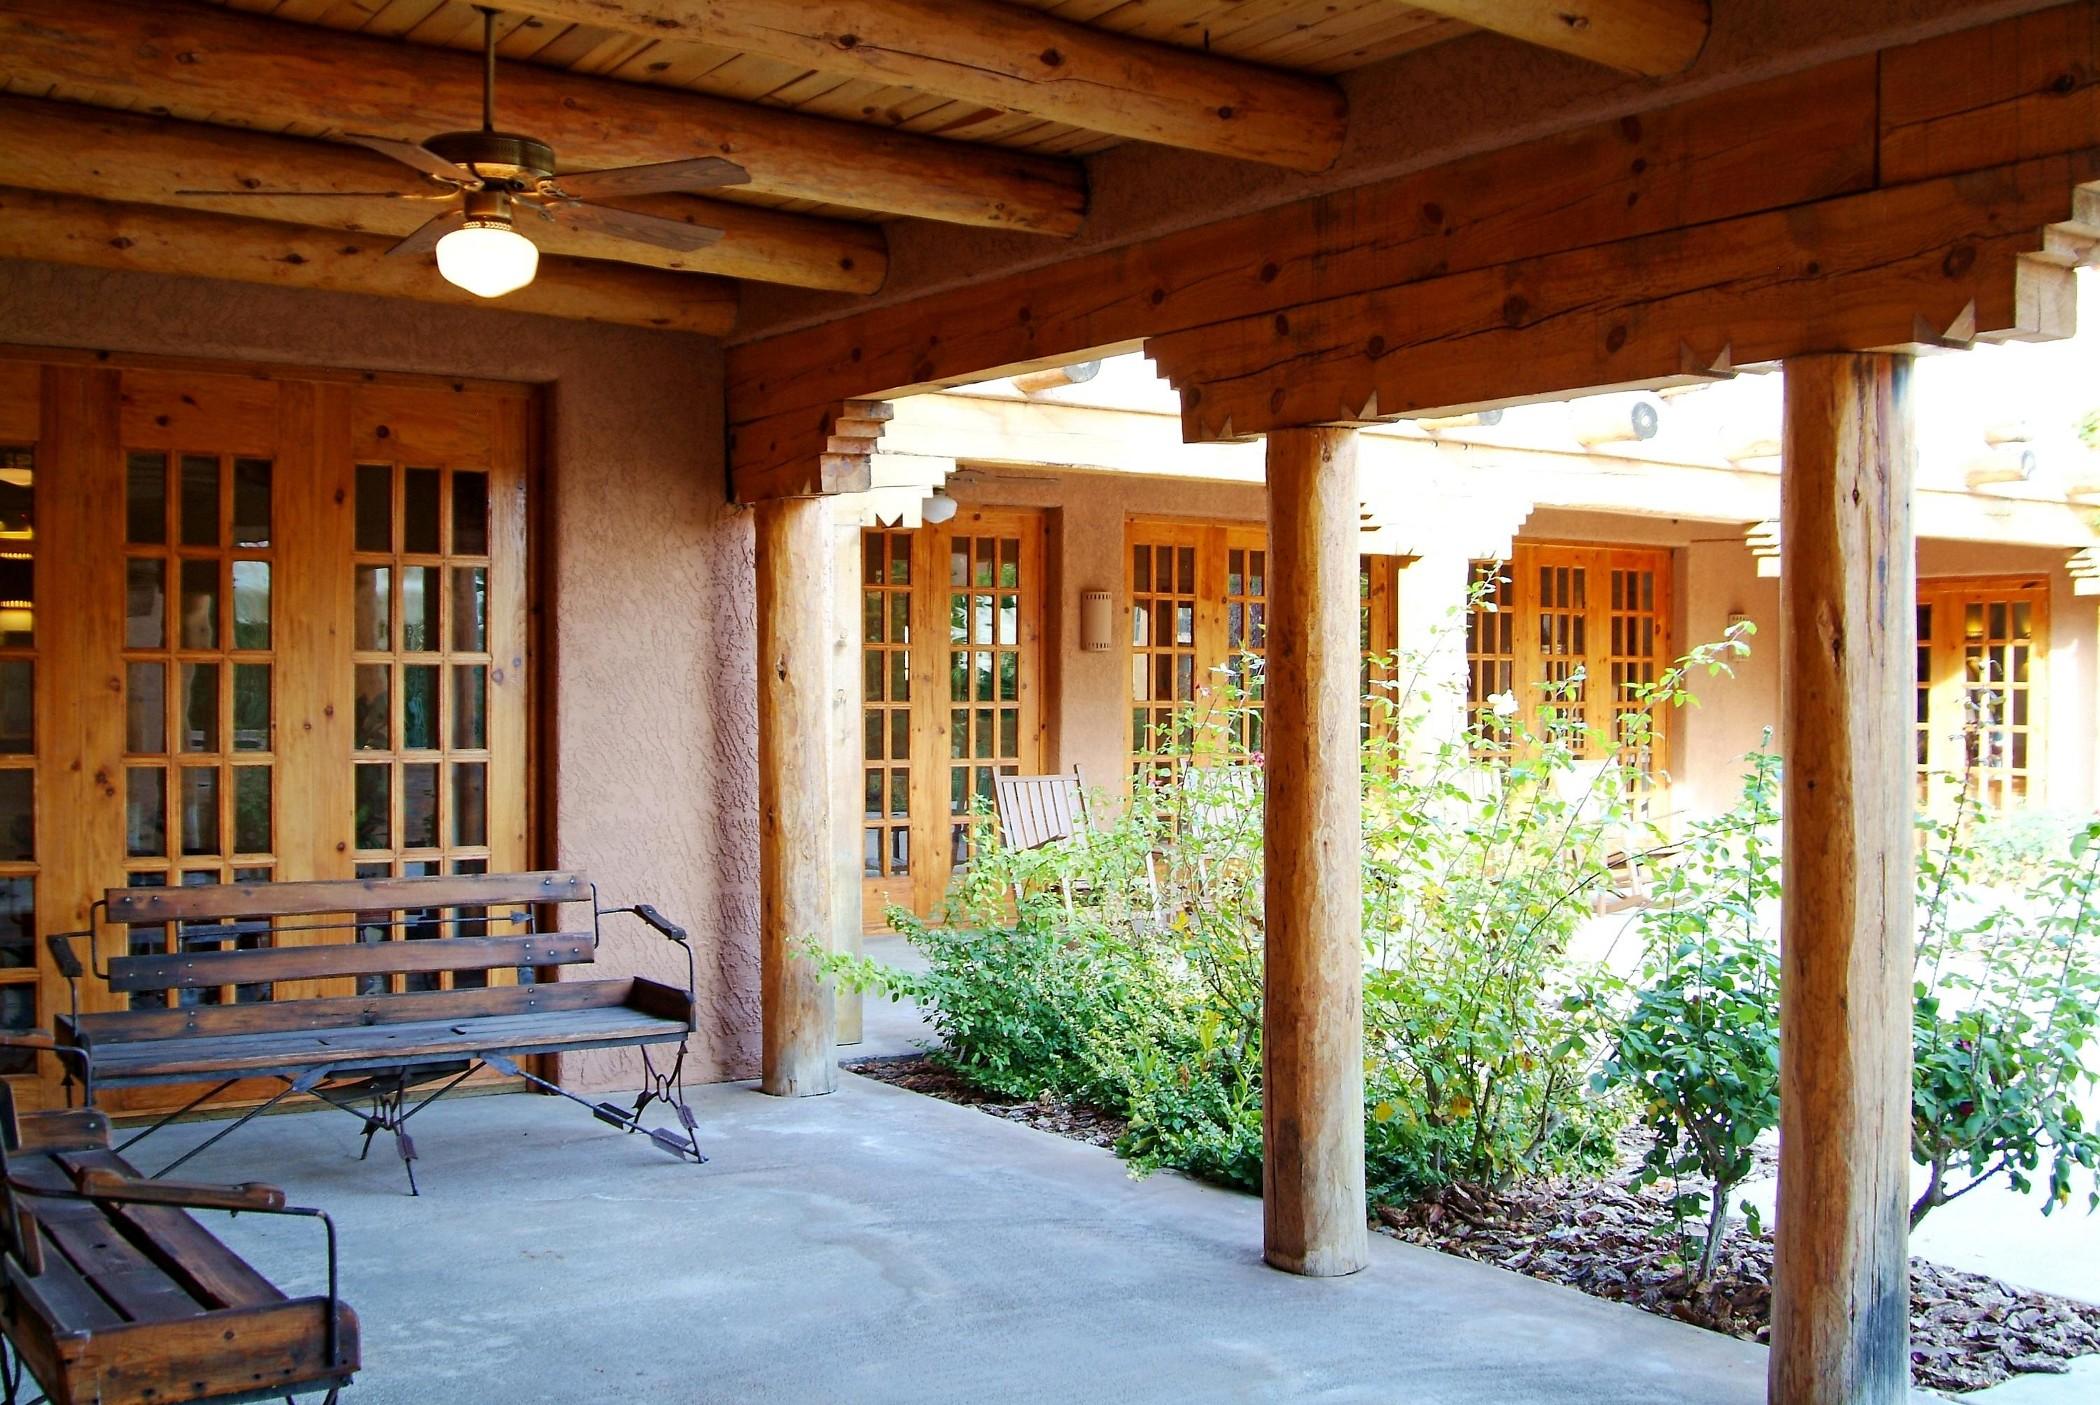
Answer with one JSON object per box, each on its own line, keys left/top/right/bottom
{"left": 1602, "top": 744, "right": 1782, "bottom": 1282}
{"left": 1911, "top": 781, "right": 2100, "bottom": 1227}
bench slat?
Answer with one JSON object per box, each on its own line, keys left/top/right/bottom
{"left": 55, "top": 1151, "right": 286, "bottom": 1313}
{"left": 26, "top": 1187, "right": 208, "bottom": 1323}
{"left": 84, "top": 1002, "right": 686, "bottom": 1083}
{"left": 11, "top": 1231, "right": 125, "bottom": 1331}
{"left": 107, "top": 933, "right": 598, "bottom": 992}
{"left": 71, "top": 978, "right": 638, "bottom": 1045}
{"left": 103, "top": 870, "right": 592, "bottom": 925}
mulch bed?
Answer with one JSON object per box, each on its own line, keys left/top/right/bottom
{"left": 1373, "top": 1163, "right": 2100, "bottom": 1396}
{"left": 848, "top": 1054, "right": 2100, "bottom": 1396}
{"left": 843, "top": 1054, "right": 1128, "bottom": 1148}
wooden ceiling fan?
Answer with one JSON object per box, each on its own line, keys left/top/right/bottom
{"left": 178, "top": 5, "right": 749, "bottom": 297}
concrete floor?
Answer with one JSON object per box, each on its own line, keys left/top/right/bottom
{"left": 143, "top": 1071, "right": 1778, "bottom": 1405}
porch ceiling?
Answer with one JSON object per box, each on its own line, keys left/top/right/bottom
{"left": 0, "top": 0, "right": 1715, "bottom": 327}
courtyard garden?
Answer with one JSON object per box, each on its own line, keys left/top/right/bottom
{"left": 829, "top": 597, "right": 2100, "bottom": 1394}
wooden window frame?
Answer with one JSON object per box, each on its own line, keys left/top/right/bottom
{"left": 1916, "top": 573, "right": 2049, "bottom": 810}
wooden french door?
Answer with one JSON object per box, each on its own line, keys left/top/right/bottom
{"left": 0, "top": 349, "right": 531, "bottom": 1107}
{"left": 1916, "top": 575, "right": 2048, "bottom": 809}
{"left": 860, "top": 507, "right": 1045, "bottom": 925}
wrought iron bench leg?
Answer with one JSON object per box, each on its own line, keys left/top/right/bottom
{"left": 481, "top": 1049, "right": 705, "bottom": 1165}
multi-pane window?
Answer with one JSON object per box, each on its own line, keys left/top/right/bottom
{"left": 1127, "top": 519, "right": 1401, "bottom": 781}
{"left": 1917, "top": 577, "right": 2048, "bottom": 809}
{"left": 1130, "top": 533, "right": 1201, "bottom": 782}
{"left": 858, "top": 511, "right": 1043, "bottom": 921}
{"left": 1464, "top": 544, "right": 1674, "bottom": 769}
{"left": 122, "top": 449, "right": 277, "bottom": 1006}
{"left": 0, "top": 447, "right": 32, "bottom": 1065}
{"left": 862, "top": 529, "right": 914, "bottom": 908}
{"left": 945, "top": 531, "right": 1030, "bottom": 870}
{"left": 350, "top": 462, "right": 499, "bottom": 993}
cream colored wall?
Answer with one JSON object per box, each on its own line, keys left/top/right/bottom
{"left": 948, "top": 476, "right": 2097, "bottom": 824}
{"left": 943, "top": 469, "right": 1266, "bottom": 793}
{"left": 0, "top": 258, "right": 758, "bottom": 1089}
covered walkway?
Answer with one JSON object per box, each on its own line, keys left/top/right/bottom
{"left": 167, "top": 1082, "right": 1773, "bottom": 1404}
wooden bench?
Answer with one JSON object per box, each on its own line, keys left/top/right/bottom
{"left": 47, "top": 871, "right": 703, "bottom": 1194}
{"left": 0, "top": 1036, "right": 357, "bottom": 1405}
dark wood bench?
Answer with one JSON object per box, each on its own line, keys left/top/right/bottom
{"left": 0, "top": 1036, "right": 357, "bottom": 1405}
{"left": 47, "top": 871, "right": 703, "bottom": 1194}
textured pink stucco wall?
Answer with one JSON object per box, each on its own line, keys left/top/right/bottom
{"left": 0, "top": 258, "right": 760, "bottom": 1088}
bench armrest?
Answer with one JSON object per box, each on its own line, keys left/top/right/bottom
{"left": 69, "top": 1166, "right": 287, "bottom": 1213}
{"left": 599, "top": 902, "right": 687, "bottom": 942}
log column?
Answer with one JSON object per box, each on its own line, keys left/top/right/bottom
{"left": 756, "top": 496, "right": 839, "bottom": 1096}
{"left": 1262, "top": 426, "right": 1370, "bottom": 1277}
{"left": 1771, "top": 354, "right": 1916, "bottom": 1404}
{"left": 829, "top": 501, "right": 865, "bottom": 1046}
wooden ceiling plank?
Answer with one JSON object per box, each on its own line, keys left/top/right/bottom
{"left": 1401, "top": 0, "right": 1708, "bottom": 76}
{"left": 0, "top": 95, "right": 888, "bottom": 292}
{"left": 0, "top": 185, "right": 741, "bottom": 335}
{"left": 4, "top": 0, "right": 1086, "bottom": 233}
{"left": 506, "top": 0, "right": 1347, "bottom": 170}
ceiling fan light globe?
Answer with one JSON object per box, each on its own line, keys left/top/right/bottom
{"left": 436, "top": 220, "right": 539, "bottom": 298}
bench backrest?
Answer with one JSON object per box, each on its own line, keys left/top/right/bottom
{"left": 97, "top": 870, "right": 594, "bottom": 997}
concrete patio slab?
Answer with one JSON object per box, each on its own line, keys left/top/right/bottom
{"left": 135, "top": 1071, "right": 1778, "bottom": 1405}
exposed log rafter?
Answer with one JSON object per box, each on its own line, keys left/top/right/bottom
{"left": 0, "top": 0, "right": 1087, "bottom": 235}
{"left": 510, "top": 0, "right": 1346, "bottom": 172}
{"left": 0, "top": 186, "right": 739, "bottom": 336}
{"left": 0, "top": 96, "right": 886, "bottom": 295}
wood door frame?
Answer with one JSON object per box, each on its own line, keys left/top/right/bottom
{"left": 859, "top": 507, "right": 1048, "bottom": 925}
{"left": 1916, "top": 572, "right": 2050, "bottom": 809}
{"left": 1, "top": 345, "right": 546, "bottom": 1109}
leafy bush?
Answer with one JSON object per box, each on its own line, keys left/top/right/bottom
{"left": 1911, "top": 781, "right": 2100, "bottom": 1227}
{"left": 1602, "top": 744, "right": 1782, "bottom": 1282}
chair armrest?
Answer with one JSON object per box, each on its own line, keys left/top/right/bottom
{"left": 68, "top": 1166, "right": 287, "bottom": 1213}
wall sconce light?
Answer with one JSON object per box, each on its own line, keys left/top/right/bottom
{"left": 1080, "top": 589, "right": 1113, "bottom": 652}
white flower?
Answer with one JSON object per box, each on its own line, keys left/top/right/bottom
{"left": 1488, "top": 691, "right": 1519, "bottom": 719}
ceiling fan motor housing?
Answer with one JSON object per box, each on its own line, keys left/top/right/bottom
{"left": 425, "top": 130, "right": 556, "bottom": 188}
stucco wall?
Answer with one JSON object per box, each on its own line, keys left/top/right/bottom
{"left": 0, "top": 258, "right": 758, "bottom": 1088}
{"left": 952, "top": 476, "right": 2097, "bottom": 827}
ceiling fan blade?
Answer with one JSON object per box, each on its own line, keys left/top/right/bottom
{"left": 545, "top": 201, "right": 723, "bottom": 254}
{"left": 386, "top": 209, "right": 465, "bottom": 259}
{"left": 340, "top": 133, "right": 476, "bottom": 184}
{"left": 548, "top": 157, "right": 750, "bottom": 202}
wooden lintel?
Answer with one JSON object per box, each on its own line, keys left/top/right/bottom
{"left": 728, "top": 3, "right": 2100, "bottom": 479}
{"left": 513, "top": 0, "right": 1346, "bottom": 172}
{"left": 0, "top": 0, "right": 1086, "bottom": 236}
{"left": 1143, "top": 156, "right": 2095, "bottom": 442}
{"left": 0, "top": 186, "right": 739, "bottom": 337}
{"left": 737, "top": 400, "right": 893, "bottom": 501}
{"left": 730, "top": 54, "right": 1883, "bottom": 483}
{"left": 1405, "top": 0, "right": 1710, "bottom": 77}
{"left": 0, "top": 95, "right": 885, "bottom": 295}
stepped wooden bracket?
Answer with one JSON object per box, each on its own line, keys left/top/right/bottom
{"left": 2070, "top": 547, "right": 2100, "bottom": 595}
{"left": 734, "top": 400, "right": 894, "bottom": 503}
{"left": 1746, "top": 520, "right": 1782, "bottom": 578}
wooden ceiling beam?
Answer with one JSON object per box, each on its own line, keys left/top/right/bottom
{"left": 509, "top": 0, "right": 1346, "bottom": 171}
{"left": 0, "top": 0, "right": 1086, "bottom": 235}
{"left": 0, "top": 97, "right": 886, "bottom": 295}
{"left": 1143, "top": 154, "right": 2095, "bottom": 441}
{"left": 0, "top": 186, "right": 740, "bottom": 337}
{"left": 1404, "top": 0, "right": 1710, "bottom": 77}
